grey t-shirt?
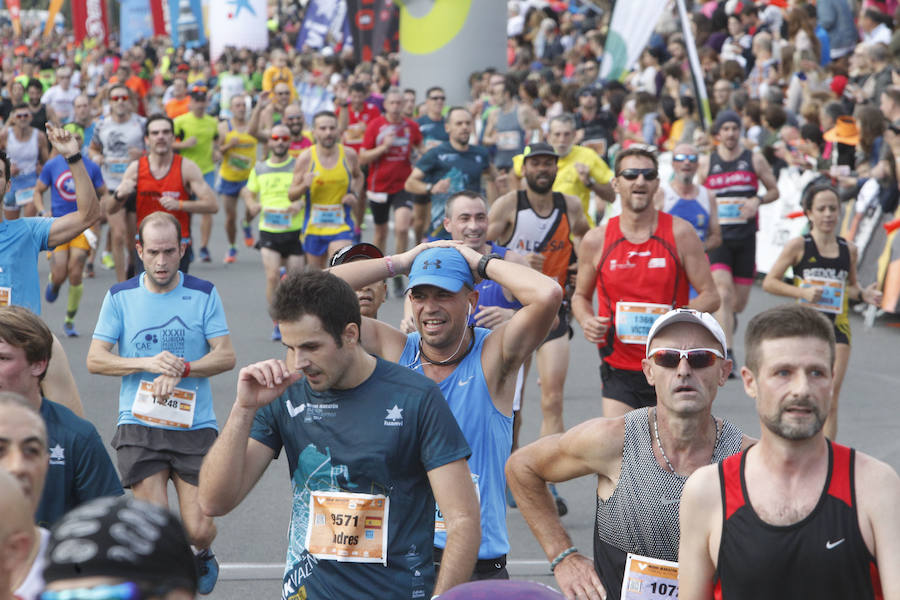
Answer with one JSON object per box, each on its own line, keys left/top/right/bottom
{"left": 93, "top": 113, "right": 146, "bottom": 190}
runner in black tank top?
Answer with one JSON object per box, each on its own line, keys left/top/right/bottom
{"left": 715, "top": 442, "right": 882, "bottom": 599}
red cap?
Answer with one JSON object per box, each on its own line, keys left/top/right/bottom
{"left": 831, "top": 74, "right": 848, "bottom": 97}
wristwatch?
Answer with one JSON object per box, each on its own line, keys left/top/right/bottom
{"left": 425, "top": 182, "right": 433, "bottom": 194}
{"left": 65, "top": 152, "right": 82, "bottom": 164}
{"left": 477, "top": 253, "right": 502, "bottom": 280}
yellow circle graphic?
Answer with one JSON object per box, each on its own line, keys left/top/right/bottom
{"left": 398, "top": 0, "right": 472, "bottom": 55}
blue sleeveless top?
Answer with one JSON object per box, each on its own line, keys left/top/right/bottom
{"left": 399, "top": 327, "right": 513, "bottom": 559}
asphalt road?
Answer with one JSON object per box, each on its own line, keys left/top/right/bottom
{"left": 37, "top": 209, "right": 900, "bottom": 598}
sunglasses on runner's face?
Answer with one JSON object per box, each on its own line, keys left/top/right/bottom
{"left": 673, "top": 153, "right": 698, "bottom": 163}
{"left": 617, "top": 168, "right": 658, "bottom": 181}
{"left": 429, "top": 95, "right": 445, "bottom": 101}
{"left": 110, "top": 95, "right": 129, "bottom": 102}
{"left": 648, "top": 347, "right": 724, "bottom": 369}
{"left": 271, "top": 135, "right": 290, "bottom": 141}
{"left": 14, "top": 113, "right": 30, "bottom": 119}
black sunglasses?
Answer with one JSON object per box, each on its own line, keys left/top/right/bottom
{"left": 648, "top": 347, "right": 723, "bottom": 369}
{"left": 673, "top": 153, "right": 698, "bottom": 163}
{"left": 429, "top": 95, "right": 445, "bottom": 101}
{"left": 617, "top": 168, "right": 658, "bottom": 181}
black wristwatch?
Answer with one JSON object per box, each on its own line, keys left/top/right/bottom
{"left": 477, "top": 253, "right": 502, "bottom": 280}
{"left": 65, "top": 152, "right": 82, "bottom": 164}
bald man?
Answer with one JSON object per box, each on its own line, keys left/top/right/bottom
{"left": 0, "top": 393, "right": 50, "bottom": 600}
{"left": 0, "top": 469, "right": 34, "bottom": 600}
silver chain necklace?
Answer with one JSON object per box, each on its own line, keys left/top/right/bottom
{"left": 653, "top": 408, "right": 720, "bottom": 477}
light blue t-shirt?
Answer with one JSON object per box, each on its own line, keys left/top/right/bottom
{"left": 400, "top": 327, "right": 513, "bottom": 559}
{"left": 92, "top": 272, "right": 229, "bottom": 431}
{"left": 0, "top": 217, "right": 53, "bottom": 315}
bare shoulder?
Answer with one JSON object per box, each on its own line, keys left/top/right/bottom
{"left": 683, "top": 462, "right": 722, "bottom": 505}
{"left": 582, "top": 223, "right": 608, "bottom": 247}
{"left": 491, "top": 189, "right": 518, "bottom": 211}
{"left": 559, "top": 416, "right": 626, "bottom": 477}
{"left": 855, "top": 450, "right": 900, "bottom": 504}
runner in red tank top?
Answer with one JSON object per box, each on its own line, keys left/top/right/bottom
{"left": 572, "top": 146, "right": 719, "bottom": 418}
{"left": 109, "top": 114, "right": 218, "bottom": 274}
{"left": 678, "top": 305, "right": 900, "bottom": 599}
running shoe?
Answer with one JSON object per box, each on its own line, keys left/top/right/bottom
{"left": 85, "top": 262, "right": 95, "bottom": 278}
{"left": 45, "top": 282, "right": 59, "bottom": 303}
{"left": 199, "top": 247, "right": 211, "bottom": 263}
{"left": 195, "top": 549, "right": 219, "bottom": 595}
{"left": 271, "top": 324, "right": 282, "bottom": 341}
{"left": 100, "top": 251, "right": 115, "bottom": 270}
{"left": 224, "top": 247, "right": 237, "bottom": 264}
{"left": 242, "top": 221, "right": 254, "bottom": 247}
{"left": 63, "top": 321, "right": 79, "bottom": 338}
{"left": 549, "top": 483, "right": 568, "bottom": 517}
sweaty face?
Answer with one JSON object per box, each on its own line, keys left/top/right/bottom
{"left": 642, "top": 322, "right": 729, "bottom": 416}
{"left": 138, "top": 222, "right": 184, "bottom": 291}
{"left": 0, "top": 405, "right": 48, "bottom": 512}
{"left": 613, "top": 155, "right": 659, "bottom": 214}
{"left": 523, "top": 155, "right": 558, "bottom": 194}
{"left": 146, "top": 120, "right": 174, "bottom": 154}
{"left": 281, "top": 315, "right": 354, "bottom": 391}
{"left": 446, "top": 110, "right": 473, "bottom": 145}
{"left": 409, "top": 285, "right": 475, "bottom": 351}
{"left": 743, "top": 337, "right": 833, "bottom": 441}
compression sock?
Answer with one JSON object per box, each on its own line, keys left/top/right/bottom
{"left": 66, "top": 283, "right": 84, "bottom": 321}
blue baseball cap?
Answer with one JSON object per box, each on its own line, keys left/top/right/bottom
{"left": 405, "top": 247, "right": 473, "bottom": 293}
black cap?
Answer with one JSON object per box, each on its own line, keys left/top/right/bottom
{"left": 522, "top": 142, "right": 558, "bottom": 160}
{"left": 329, "top": 242, "right": 384, "bottom": 267}
{"left": 44, "top": 496, "right": 198, "bottom": 593}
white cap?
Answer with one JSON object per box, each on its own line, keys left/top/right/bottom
{"left": 645, "top": 308, "right": 727, "bottom": 356}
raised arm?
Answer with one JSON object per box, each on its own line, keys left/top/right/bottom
{"left": 46, "top": 124, "right": 100, "bottom": 247}
{"left": 199, "top": 360, "right": 301, "bottom": 516}
{"left": 506, "top": 417, "right": 624, "bottom": 600}
{"left": 428, "top": 459, "right": 480, "bottom": 595}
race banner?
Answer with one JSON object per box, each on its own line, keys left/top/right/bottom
{"left": 150, "top": 0, "right": 167, "bottom": 36}
{"left": 72, "top": 0, "right": 110, "bottom": 46}
{"left": 675, "top": 0, "right": 712, "bottom": 129}
{"left": 8, "top": 0, "right": 21, "bottom": 37}
{"left": 168, "top": 0, "right": 206, "bottom": 48}
{"left": 43, "top": 0, "right": 64, "bottom": 37}
{"left": 209, "top": 0, "right": 267, "bottom": 61}
{"left": 599, "top": 0, "right": 666, "bottom": 81}
{"left": 120, "top": 0, "right": 156, "bottom": 49}
{"left": 347, "top": 0, "right": 398, "bottom": 62}
{"left": 296, "top": 0, "right": 347, "bottom": 51}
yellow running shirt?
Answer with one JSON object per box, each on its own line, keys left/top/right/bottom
{"left": 304, "top": 144, "right": 352, "bottom": 237}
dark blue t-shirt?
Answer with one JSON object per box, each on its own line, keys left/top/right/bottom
{"left": 250, "top": 357, "right": 471, "bottom": 600}
{"left": 36, "top": 398, "right": 124, "bottom": 527}
{"left": 415, "top": 115, "right": 449, "bottom": 144}
{"left": 415, "top": 142, "right": 491, "bottom": 239}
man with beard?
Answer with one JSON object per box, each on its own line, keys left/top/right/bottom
{"left": 242, "top": 125, "right": 304, "bottom": 341}
{"left": 216, "top": 93, "right": 257, "bottom": 262}
{"left": 679, "top": 305, "right": 900, "bottom": 599}
{"left": 109, "top": 114, "right": 218, "bottom": 275}
{"left": 488, "top": 143, "right": 589, "bottom": 513}
{"left": 572, "top": 146, "right": 719, "bottom": 419}
{"left": 91, "top": 84, "right": 146, "bottom": 281}
{"left": 282, "top": 103, "right": 313, "bottom": 158}
{"left": 697, "top": 111, "right": 778, "bottom": 376}
{"left": 405, "top": 107, "right": 497, "bottom": 242}
{"left": 289, "top": 111, "right": 362, "bottom": 269}
{"left": 87, "top": 212, "right": 236, "bottom": 595}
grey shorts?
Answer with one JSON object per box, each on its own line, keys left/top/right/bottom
{"left": 112, "top": 424, "right": 217, "bottom": 488}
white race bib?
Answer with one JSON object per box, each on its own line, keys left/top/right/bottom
{"left": 132, "top": 380, "right": 196, "bottom": 429}
{"left": 262, "top": 208, "right": 293, "bottom": 231}
{"left": 14, "top": 188, "right": 34, "bottom": 207}
{"left": 615, "top": 302, "right": 670, "bottom": 345}
{"left": 306, "top": 491, "right": 389, "bottom": 565}
{"left": 717, "top": 197, "right": 745, "bottom": 225}
{"left": 621, "top": 553, "right": 679, "bottom": 599}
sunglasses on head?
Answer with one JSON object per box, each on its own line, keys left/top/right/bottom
{"left": 673, "top": 153, "right": 698, "bottom": 163}
{"left": 271, "top": 135, "right": 290, "bottom": 141}
{"left": 617, "top": 168, "right": 658, "bottom": 181}
{"left": 648, "top": 347, "right": 724, "bottom": 369}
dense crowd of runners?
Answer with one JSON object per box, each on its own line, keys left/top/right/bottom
{"left": 1, "top": 1, "right": 900, "bottom": 599}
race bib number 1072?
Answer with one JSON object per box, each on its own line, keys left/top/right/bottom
{"left": 621, "top": 553, "right": 679, "bottom": 600}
